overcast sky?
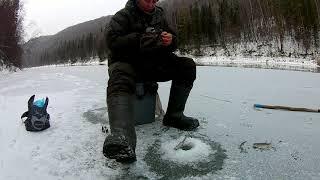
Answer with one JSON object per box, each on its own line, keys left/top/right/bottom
{"left": 23, "top": 0, "right": 128, "bottom": 41}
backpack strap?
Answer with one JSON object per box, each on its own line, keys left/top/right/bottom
{"left": 21, "top": 111, "right": 29, "bottom": 124}
{"left": 43, "top": 97, "right": 49, "bottom": 113}
{"left": 28, "top": 95, "right": 35, "bottom": 111}
{"left": 20, "top": 95, "right": 35, "bottom": 122}
{"left": 21, "top": 111, "right": 29, "bottom": 119}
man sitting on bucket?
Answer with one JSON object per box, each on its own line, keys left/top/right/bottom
{"left": 103, "top": 0, "right": 200, "bottom": 163}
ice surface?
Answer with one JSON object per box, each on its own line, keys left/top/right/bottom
{"left": 1, "top": 63, "right": 320, "bottom": 179}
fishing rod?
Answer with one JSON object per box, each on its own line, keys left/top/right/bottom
{"left": 254, "top": 104, "right": 320, "bottom": 113}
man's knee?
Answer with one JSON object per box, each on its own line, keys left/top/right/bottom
{"left": 107, "top": 62, "right": 136, "bottom": 97}
{"left": 178, "top": 57, "right": 196, "bottom": 82}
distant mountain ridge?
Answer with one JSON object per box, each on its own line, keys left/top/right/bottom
{"left": 22, "top": 15, "right": 112, "bottom": 67}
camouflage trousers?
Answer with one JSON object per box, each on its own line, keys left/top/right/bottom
{"left": 107, "top": 53, "right": 197, "bottom": 98}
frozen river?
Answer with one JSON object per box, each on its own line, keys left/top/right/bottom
{"left": 1, "top": 65, "right": 319, "bottom": 179}
{"left": 180, "top": 66, "right": 320, "bottom": 179}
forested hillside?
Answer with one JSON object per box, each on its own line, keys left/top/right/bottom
{"left": 0, "top": 0, "right": 23, "bottom": 69}
{"left": 161, "top": 0, "right": 320, "bottom": 57}
{"left": 22, "top": 16, "right": 112, "bottom": 67}
{"left": 22, "top": 0, "right": 320, "bottom": 67}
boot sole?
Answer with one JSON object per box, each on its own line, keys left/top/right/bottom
{"left": 103, "top": 142, "right": 136, "bottom": 163}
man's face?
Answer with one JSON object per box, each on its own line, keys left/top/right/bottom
{"left": 137, "top": 0, "right": 158, "bottom": 13}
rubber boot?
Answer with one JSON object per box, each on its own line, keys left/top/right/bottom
{"left": 103, "top": 95, "right": 137, "bottom": 163}
{"left": 163, "top": 83, "right": 200, "bottom": 131}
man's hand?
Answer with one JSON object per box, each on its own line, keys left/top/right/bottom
{"left": 161, "top": 31, "right": 172, "bottom": 46}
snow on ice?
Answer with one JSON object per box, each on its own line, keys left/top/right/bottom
{"left": 1, "top": 58, "right": 320, "bottom": 179}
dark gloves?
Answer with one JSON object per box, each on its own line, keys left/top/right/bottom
{"left": 139, "top": 27, "right": 163, "bottom": 54}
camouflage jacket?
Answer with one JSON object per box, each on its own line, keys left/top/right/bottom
{"left": 106, "top": 0, "right": 177, "bottom": 65}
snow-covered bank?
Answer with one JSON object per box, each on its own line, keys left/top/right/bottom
{"left": 194, "top": 56, "right": 320, "bottom": 73}
{"left": 25, "top": 55, "right": 320, "bottom": 74}
{"left": 0, "top": 68, "right": 11, "bottom": 75}
{"left": 0, "top": 65, "right": 19, "bottom": 76}
{"left": 60, "top": 57, "right": 106, "bottom": 67}
{"left": 177, "top": 40, "right": 320, "bottom": 72}
{"left": 17, "top": 51, "right": 320, "bottom": 74}
{"left": 0, "top": 54, "right": 20, "bottom": 74}
{"left": 0, "top": 58, "right": 8, "bottom": 74}
{"left": 20, "top": 58, "right": 107, "bottom": 71}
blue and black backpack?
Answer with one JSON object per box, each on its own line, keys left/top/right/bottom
{"left": 21, "top": 95, "right": 50, "bottom": 132}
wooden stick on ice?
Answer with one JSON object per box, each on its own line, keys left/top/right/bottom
{"left": 254, "top": 104, "right": 320, "bottom": 113}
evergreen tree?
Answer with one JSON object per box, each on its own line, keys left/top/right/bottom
{"left": 0, "top": 0, "right": 24, "bottom": 68}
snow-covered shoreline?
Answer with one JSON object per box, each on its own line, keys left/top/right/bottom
{"left": 194, "top": 56, "right": 320, "bottom": 73}
{"left": 176, "top": 42, "right": 320, "bottom": 72}
{"left": 2, "top": 56, "right": 319, "bottom": 76}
